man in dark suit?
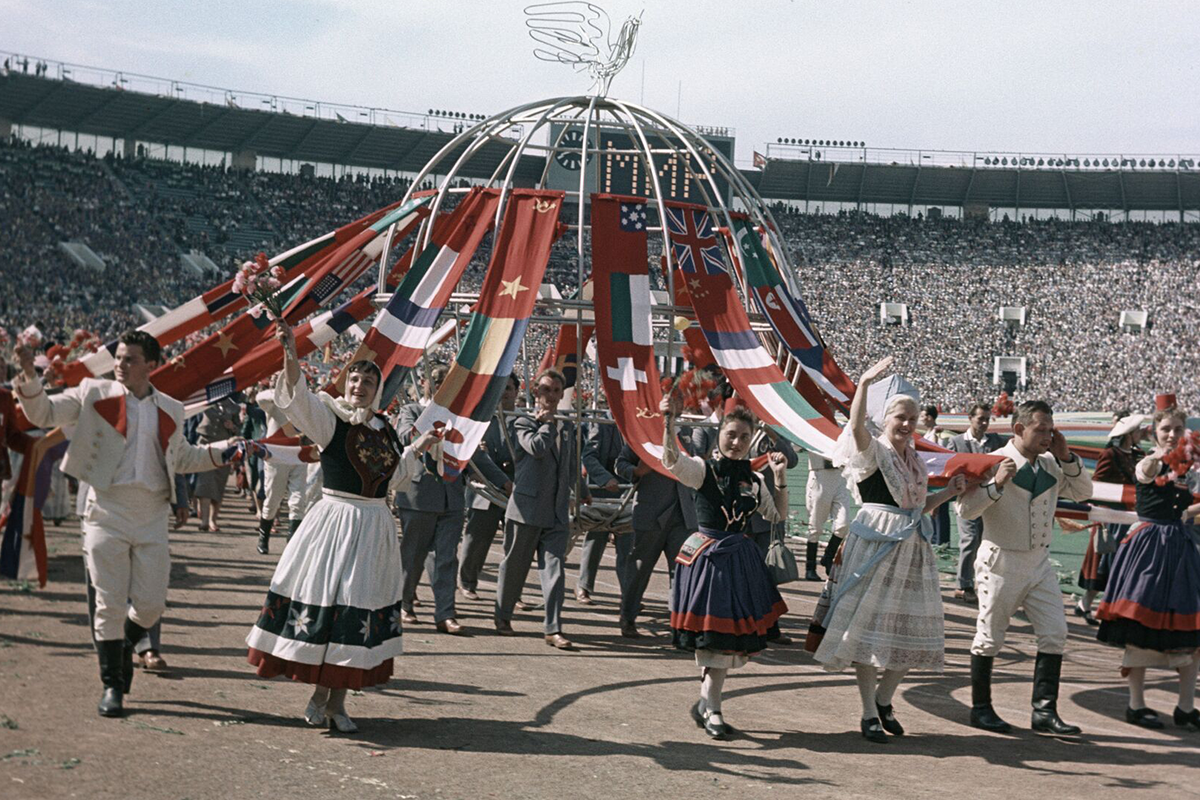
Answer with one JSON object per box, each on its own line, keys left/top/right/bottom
{"left": 458, "top": 375, "right": 519, "bottom": 601}
{"left": 949, "top": 402, "right": 1005, "bottom": 603}
{"left": 396, "top": 364, "right": 466, "bottom": 635}
{"left": 575, "top": 413, "right": 631, "bottom": 605}
{"left": 494, "top": 368, "right": 589, "bottom": 649}
{"left": 614, "top": 429, "right": 697, "bottom": 638}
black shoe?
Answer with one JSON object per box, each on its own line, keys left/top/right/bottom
{"left": 256, "top": 518, "right": 273, "bottom": 555}
{"left": 1174, "top": 707, "right": 1200, "bottom": 731}
{"left": 860, "top": 717, "right": 887, "bottom": 743}
{"left": 1126, "top": 707, "right": 1164, "bottom": 729}
{"left": 1030, "top": 652, "right": 1081, "bottom": 735}
{"left": 122, "top": 618, "right": 149, "bottom": 694}
{"left": 804, "top": 542, "right": 820, "bottom": 581}
{"left": 704, "top": 713, "right": 727, "bottom": 740}
{"left": 970, "top": 704, "right": 1013, "bottom": 733}
{"left": 1073, "top": 603, "right": 1098, "bottom": 626}
{"left": 96, "top": 639, "right": 125, "bottom": 718}
{"left": 876, "top": 703, "right": 905, "bottom": 736}
{"left": 287, "top": 518, "right": 301, "bottom": 539}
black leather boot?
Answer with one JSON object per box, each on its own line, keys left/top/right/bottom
{"left": 1031, "top": 652, "right": 1082, "bottom": 735}
{"left": 287, "top": 517, "right": 302, "bottom": 540}
{"left": 257, "top": 517, "right": 274, "bottom": 555}
{"left": 820, "top": 535, "right": 843, "bottom": 576}
{"left": 804, "top": 542, "right": 820, "bottom": 581}
{"left": 969, "top": 654, "right": 1012, "bottom": 732}
{"left": 96, "top": 639, "right": 125, "bottom": 717}
{"left": 123, "top": 618, "right": 149, "bottom": 694}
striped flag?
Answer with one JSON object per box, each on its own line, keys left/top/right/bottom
{"left": 150, "top": 198, "right": 429, "bottom": 401}
{"left": 182, "top": 288, "right": 377, "bottom": 416}
{"left": 255, "top": 431, "right": 320, "bottom": 465}
{"left": 914, "top": 444, "right": 1010, "bottom": 485}
{"left": 1055, "top": 500, "right": 1140, "bottom": 526}
{"left": 61, "top": 201, "right": 411, "bottom": 385}
{"left": 664, "top": 201, "right": 843, "bottom": 457}
{"left": 726, "top": 215, "right": 856, "bottom": 410}
{"left": 538, "top": 280, "right": 594, "bottom": 409}
{"left": 413, "top": 190, "right": 565, "bottom": 479}
{"left": 0, "top": 429, "right": 68, "bottom": 587}
{"left": 592, "top": 195, "right": 678, "bottom": 478}
{"left": 346, "top": 188, "right": 500, "bottom": 406}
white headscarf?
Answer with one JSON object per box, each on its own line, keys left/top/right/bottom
{"left": 318, "top": 362, "right": 384, "bottom": 426}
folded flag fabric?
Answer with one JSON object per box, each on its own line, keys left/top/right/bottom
{"left": 538, "top": 279, "right": 594, "bottom": 409}
{"left": 1055, "top": 500, "right": 1140, "bottom": 526}
{"left": 591, "top": 194, "right": 680, "bottom": 479}
{"left": 182, "top": 288, "right": 377, "bottom": 417}
{"left": 346, "top": 188, "right": 500, "bottom": 407}
{"left": 255, "top": 431, "right": 319, "bottom": 465}
{"left": 413, "top": 190, "right": 566, "bottom": 479}
{"left": 0, "top": 428, "right": 68, "bottom": 587}
{"left": 61, "top": 201, "right": 407, "bottom": 385}
{"left": 663, "top": 200, "right": 842, "bottom": 457}
{"left": 726, "top": 215, "right": 857, "bottom": 411}
{"left": 914, "top": 443, "right": 1007, "bottom": 485}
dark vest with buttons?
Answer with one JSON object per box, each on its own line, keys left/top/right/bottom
{"left": 694, "top": 457, "right": 762, "bottom": 533}
{"left": 1136, "top": 463, "right": 1192, "bottom": 522}
{"left": 320, "top": 416, "right": 403, "bottom": 499}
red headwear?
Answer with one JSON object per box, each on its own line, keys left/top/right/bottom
{"left": 1156, "top": 393, "right": 1178, "bottom": 411}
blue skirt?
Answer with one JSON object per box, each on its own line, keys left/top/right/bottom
{"left": 670, "top": 528, "right": 787, "bottom": 656}
{"left": 1096, "top": 520, "right": 1200, "bottom": 652}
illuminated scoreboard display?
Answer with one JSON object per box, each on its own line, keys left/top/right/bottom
{"left": 546, "top": 122, "right": 735, "bottom": 205}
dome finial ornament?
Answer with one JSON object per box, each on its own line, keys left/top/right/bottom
{"left": 524, "top": 2, "right": 642, "bottom": 97}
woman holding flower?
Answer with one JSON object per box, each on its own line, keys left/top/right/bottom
{"left": 246, "top": 319, "right": 441, "bottom": 734}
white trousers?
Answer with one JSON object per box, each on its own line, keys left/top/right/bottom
{"left": 971, "top": 541, "right": 1068, "bottom": 657}
{"left": 81, "top": 484, "right": 171, "bottom": 641}
{"left": 805, "top": 468, "right": 852, "bottom": 542}
{"left": 261, "top": 461, "right": 309, "bottom": 521}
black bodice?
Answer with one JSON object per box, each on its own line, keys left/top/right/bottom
{"left": 320, "top": 416, "right": 404, "bottom": 499}
{"left": 694, "top": 457, "right": 762, "bottom": 533}
{"left": 857, "top": 467, "right": 900, "bottom": 508}
{"left": 1135, "top": 463, "right": 1193, "bottom": 522}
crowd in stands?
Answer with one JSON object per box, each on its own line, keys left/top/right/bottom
{"left": 2, "top": 137, "right": 1196, "bottom": 412}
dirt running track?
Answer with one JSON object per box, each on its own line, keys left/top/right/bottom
{"left": 1, "top": 499, "right": 1197, "bottom": 800}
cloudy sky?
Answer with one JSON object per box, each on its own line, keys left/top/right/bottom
{"left": 2, "top": 0, "right": 1196, "bottom": 164}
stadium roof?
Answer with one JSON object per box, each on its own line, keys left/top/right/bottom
{"left": 0, "top": 71, "right": 548, "bottom": 184}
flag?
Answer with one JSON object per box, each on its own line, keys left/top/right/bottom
{"left": 726, "top": 215, "right": 856, "bottom": 410}
{"left": 149, "top": 197, "right": 430, "bottom": 401}
{"left": 0, "top": 429, "right": 68, "bottom": 587}
{"left": 753, "top": 151, "right": 767, "bottom": 169}
{"left": 346, "top": 188, "right": 500, "bottom": 407}
{"left": 538, "top": 280, "right": 594, "bottom": 409}
{"left": 914, "top": 445, "right": 1009, "bottom": 486}
{"left": 62, "top": 201, "right": 408, "bottom": 385}
{"left": 256, "top": 431, "right": 319, "bottom": 465}
{"left": 664, "top": 201, "right": 843, "bottom": 457}
{"left": 413, "top": 190, "right": 565, "bottom": 479}
{"left": 1054, "top": 500, "right": 1140, "bottom": 527}
{"left": 182, "top": 288, "right": 377, "bottom": 416}
{"left": 591, "top": 194, "right": 678, "bottom": 478}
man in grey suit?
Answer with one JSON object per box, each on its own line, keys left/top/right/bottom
{"left": 458, "top": 375, "right": 519, "bottom": 601}
{"left": 494, "top": 368, "right": 590, "bottom": 649}
{"left": 575, "top": 413, "right": 631, "bottom": 605}
{"left": 396, "top": 364, "right": 466, "bottom": 635}
{"left": 949, "top": 402, "right": 1006, "bottom": 604}
{"left": 614, "top": 431, "right": 697, "bottom": 638}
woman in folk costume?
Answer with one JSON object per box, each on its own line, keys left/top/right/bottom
{"left": 1075, "top": 414, "right": 1143, "bottom": 623}
{"left": 660, "top": 391, "right": 789, "bottom": 741}
{"left": 1096, "top": 401, "right": 1200, "bottom": 731}
{"left": 812, "top": 357, "right": 967, "bottom": 743}
{"left": 246, "top": 320, "right": 441, "bottom": 733}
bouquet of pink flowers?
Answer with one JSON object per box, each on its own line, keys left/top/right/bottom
{"left": 16, "top": 325, "right": 43, "bottom": 351}
{"left": 233, "top": 252, "right": 286, "bottom": 320}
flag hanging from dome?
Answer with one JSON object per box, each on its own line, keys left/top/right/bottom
{"left": 413, "top": 190, "right": 565, "bottom": 479}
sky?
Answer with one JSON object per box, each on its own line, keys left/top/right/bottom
{"left": 1, "top": 0, "right": 1197, "bottom": 165}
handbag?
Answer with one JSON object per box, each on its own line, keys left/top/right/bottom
{"left": 764, "top": 529, "right": 799, "bottom": 585}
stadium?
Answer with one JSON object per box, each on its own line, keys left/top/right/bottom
{"left": 1, "top": 5, "right": 1198, "bottom": 799}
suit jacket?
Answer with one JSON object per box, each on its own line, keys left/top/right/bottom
{"left": 505, "top": 414, "right": 583, "bottom": 529}
{"left": 14, "top": 376, "right": 228, "bottom": 505}
{"left": 615, "top": 432, "right": 698, "bottom": 531}
{"left": 949, "top": 431, "right": 1005, "bottom": 455}
{"left": 394, "top": 401, "right": 464, "bottom": 513}
{"left": 582, "top": 421, "right": 624, "bottom": 496}
{"left": 468, "top": 414, "right": 516, "bottom": 511}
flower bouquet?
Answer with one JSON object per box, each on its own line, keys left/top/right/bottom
{"left": 1156, "top": 430, "right": 1200, "bottom": 487}
{"left": 233, "top": 252, "right": 286, "bottom": 320}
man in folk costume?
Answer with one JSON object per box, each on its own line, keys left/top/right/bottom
{"left": 948, "top": 402, "right": 1007, "bottom": 603}
{"left": 14, "top": 331, "right": 236, "bottom": 717}
{"left": 255, "top": 387, "right": 314, "bottom": 554}
{"left": 494, "top": 367, "right": 590, "bottom": 649}
{"left": 957, "top": 400, "right": 1093, "bottom": 735}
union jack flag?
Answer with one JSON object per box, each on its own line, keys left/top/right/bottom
{"left": 664, "top": 205, "right": 726, "bottom": 275}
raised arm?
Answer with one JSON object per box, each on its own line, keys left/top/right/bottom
{"left": 849, "top": 357, "right": 894, "bottom": 453}
{"left": 13, "top": 345, "right": 84, "bottom": 429}
{"left": 660, "top": 392, "right": 706, "bottom": 490}
{"left": 513, "top": 413, "right": 557, "bottom": 459}
{"left": 272, "top": 320, "right": 337, "bottom": 449}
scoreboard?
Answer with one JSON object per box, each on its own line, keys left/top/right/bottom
{"left": 545, "top": 122, "right": 735, "bottom": 205}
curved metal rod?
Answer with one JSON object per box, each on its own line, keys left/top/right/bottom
{"left": 493, "top": 96, "right": 586, "bottom": 231}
